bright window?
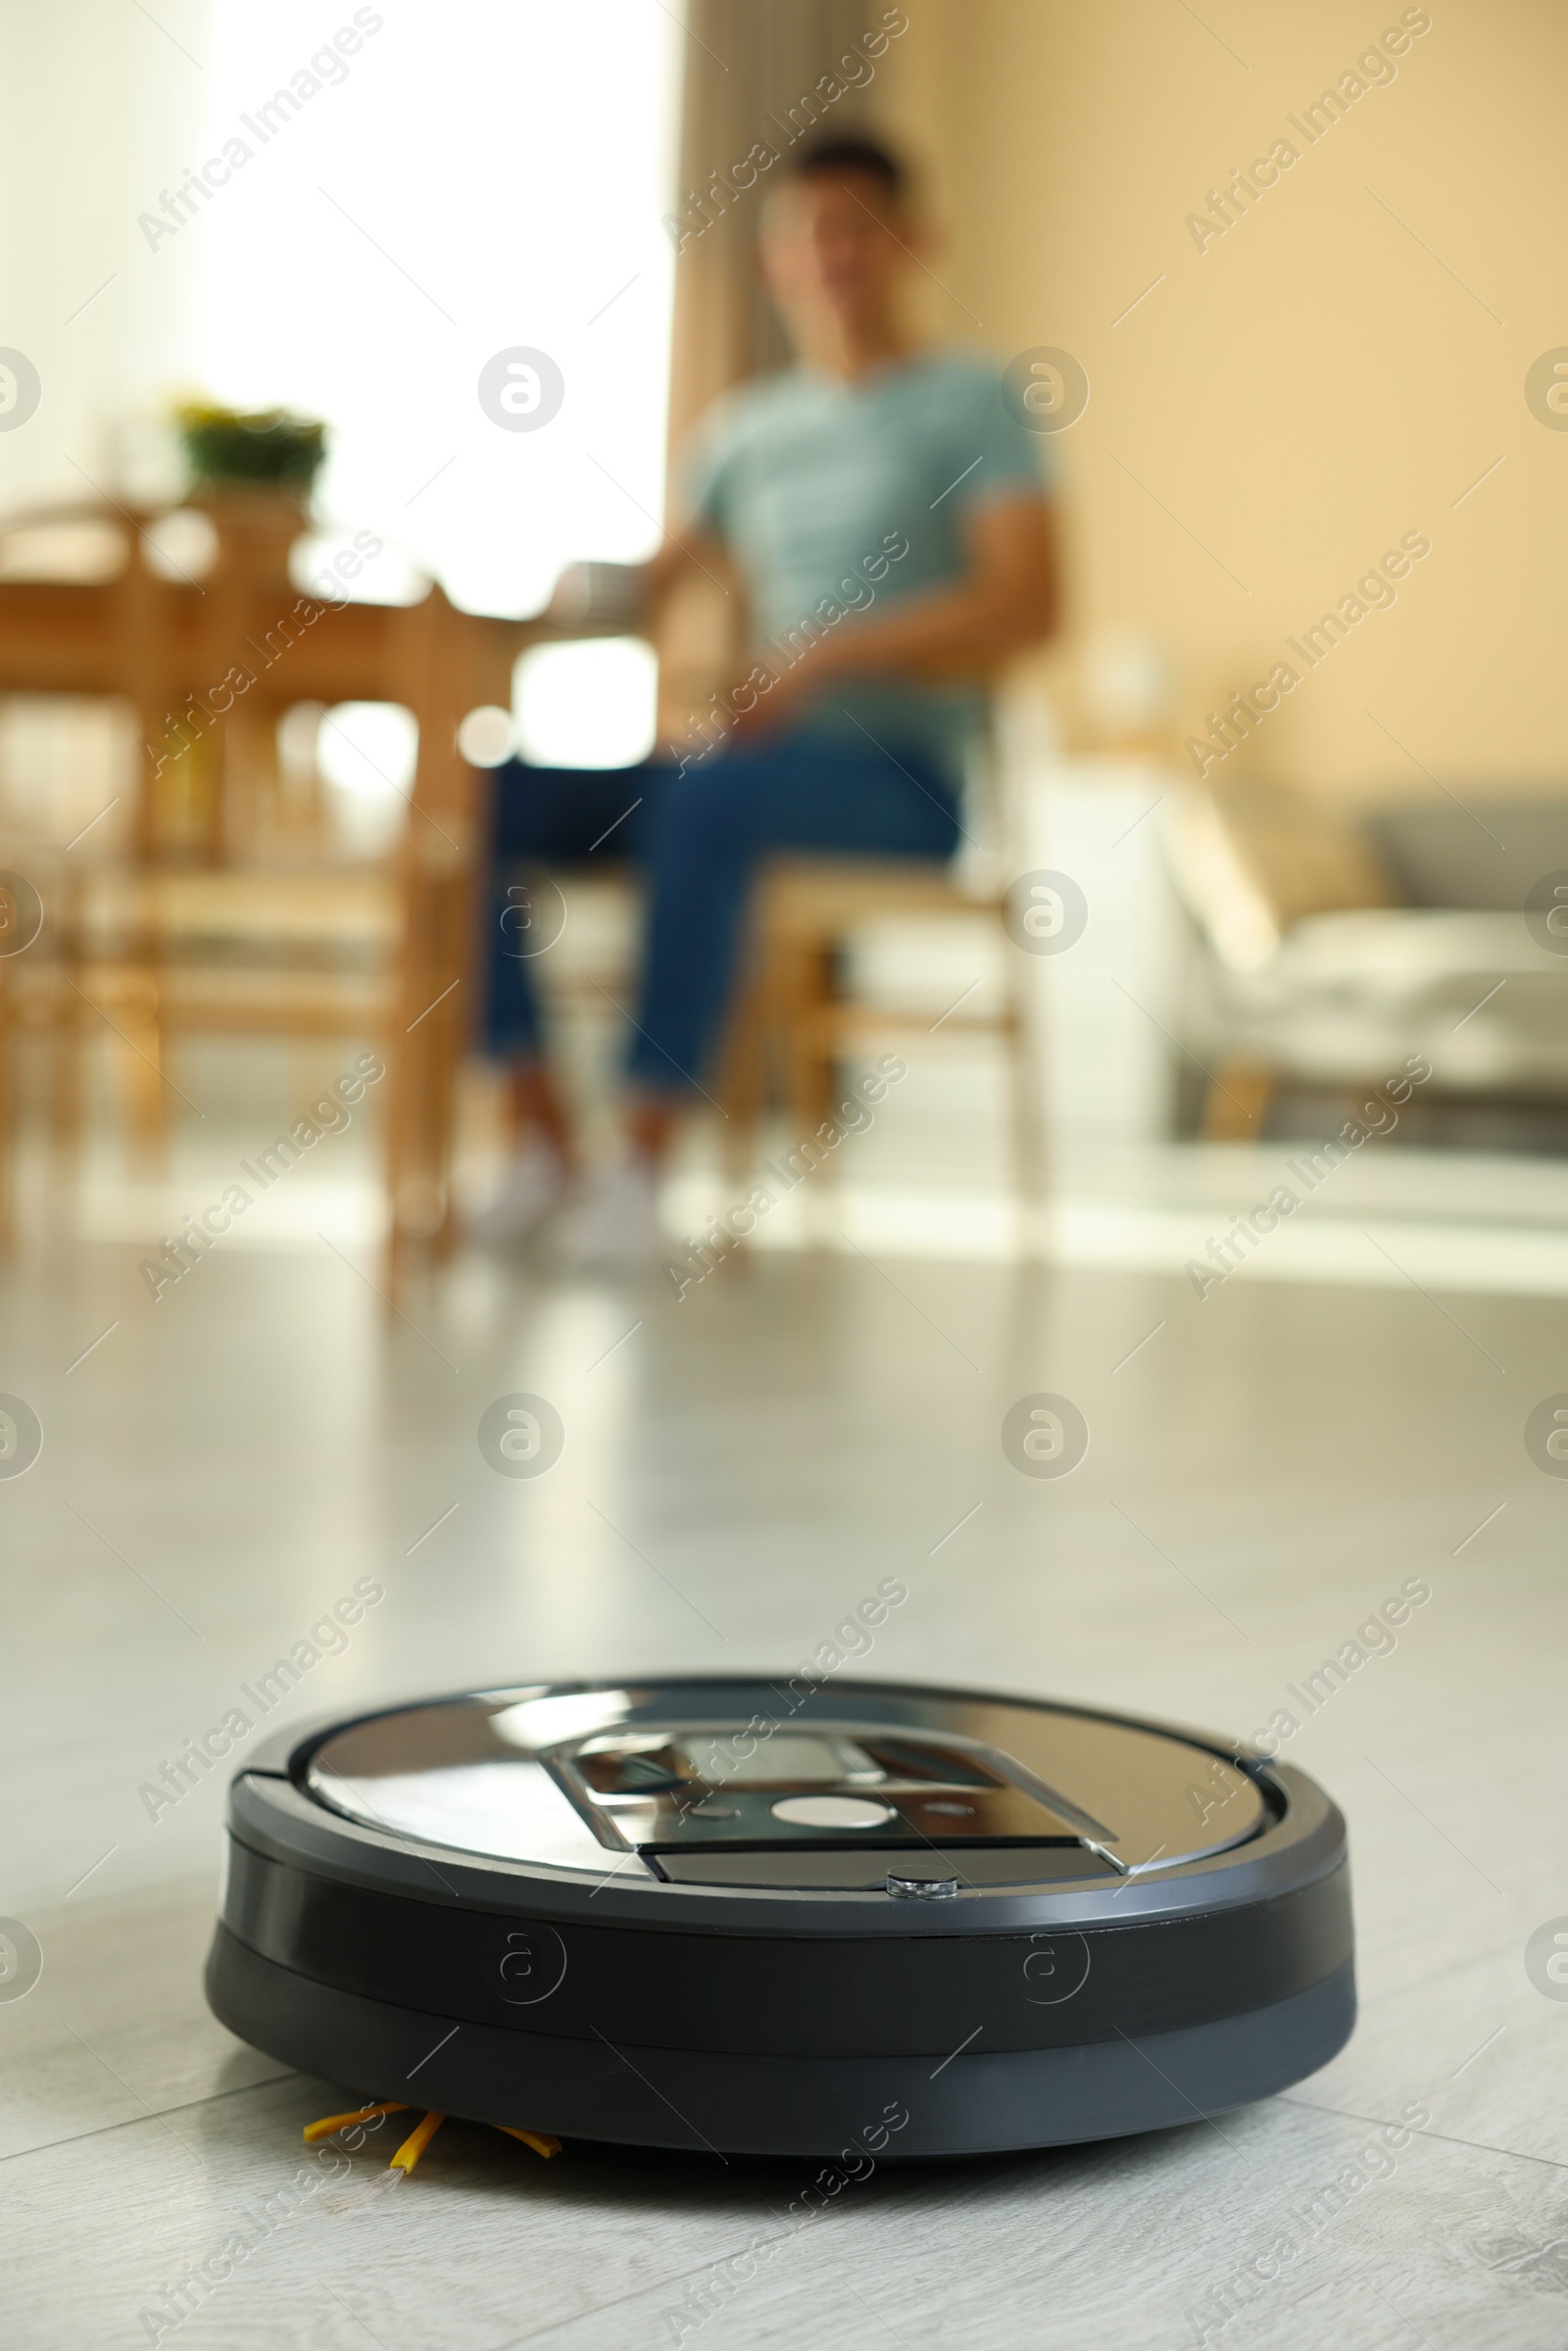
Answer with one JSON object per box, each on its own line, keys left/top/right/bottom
{"left": 198, "top": 2, "right": 678, "bottom": 756}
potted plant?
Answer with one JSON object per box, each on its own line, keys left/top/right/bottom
{"left": 175, "top": 401, "right": 327, "bottom": 502}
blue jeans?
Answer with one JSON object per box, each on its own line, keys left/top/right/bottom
{"left": 482, "top": 734, "right": 960, "bottom": 1092}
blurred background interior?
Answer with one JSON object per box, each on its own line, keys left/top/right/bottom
{"left": 6, "top": 6, "right": 1568, "bottom": 2340}
{"left": 5, "top": 0, "right": 1568, "bottom": 1290}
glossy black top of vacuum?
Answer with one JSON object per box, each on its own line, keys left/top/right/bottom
{"left": 206, "top": 1677, "right": 1353, "bottom": 2159}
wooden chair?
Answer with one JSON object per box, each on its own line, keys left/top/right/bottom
{"left": 722, "top": 856, "right": 1041, "bottom": 1198}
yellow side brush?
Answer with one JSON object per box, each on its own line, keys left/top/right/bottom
{"left": 300, "top": 2105, "right": 564, "bottom": 2174}
{"left": 302, "top": 2101, "right": 408, "bottom": 2142}
{"left": 389, "top": 2110, "right": 447, "bottom": 2173}
{"left": 494, "top": 2126, "right": 562, "bottom": 2158}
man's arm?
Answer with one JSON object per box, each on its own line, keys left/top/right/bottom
{"left": 640, "top": 528, "right": 730, "bottom": 620}
{"left": 547, "top": 527, "right": 731, "bottom": 634}
{"left": 800, "top": 491, "right": 1058, "bottom": 680}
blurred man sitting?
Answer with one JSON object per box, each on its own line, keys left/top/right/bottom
{"left": 475, "top": 131, "right": 1058, "bottom": 1265}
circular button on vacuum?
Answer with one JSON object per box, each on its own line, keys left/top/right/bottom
{"left": 771, "top": 1794, "right": 893, "bottom": 1830}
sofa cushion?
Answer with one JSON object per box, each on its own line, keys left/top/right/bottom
{"left": 1367, "top": 801, "right": 1568, "bottom": 910}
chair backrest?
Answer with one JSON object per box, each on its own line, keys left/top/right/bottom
{"left": 1164, "top": 777, "right": 1396, "bottom": 970}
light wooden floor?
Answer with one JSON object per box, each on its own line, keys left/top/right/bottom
{"left": 3, "top": 1227, "right": 1566, "bottom": 2348}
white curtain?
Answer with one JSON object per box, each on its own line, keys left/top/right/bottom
{"left": 665, "top": 0, "right": 884, "bottom": 453}
{"left": 0, "top": 0, "right": 211, "bottom": 513}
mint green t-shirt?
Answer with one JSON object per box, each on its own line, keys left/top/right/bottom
{"left": 684, "top": 349, "right": 1051, "bottom": 789}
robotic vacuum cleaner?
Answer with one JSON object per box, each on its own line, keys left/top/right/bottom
{"left": 206, "top": 1678, "right": 1353, "bottom": 2160}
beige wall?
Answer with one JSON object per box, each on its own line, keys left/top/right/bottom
{"left": 875, "top": 0, "right": 1567, "bottom": 798}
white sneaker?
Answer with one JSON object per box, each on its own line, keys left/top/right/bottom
{"left": 555, "top": 1153, "right": 666, "bottom": 1272}
{"left": 468, "top": 1139, "right": 569, "bottom": 1247}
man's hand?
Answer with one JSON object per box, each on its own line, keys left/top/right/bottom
{"left": 720, "top": 492, "right": 1058, "bottom": 751}
{"left": 720, "top": 653, "right": 813, "bottom": 746}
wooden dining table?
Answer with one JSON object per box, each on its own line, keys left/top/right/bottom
{"left": 0, "top": 491, "right": 559, "bottom": 1287}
